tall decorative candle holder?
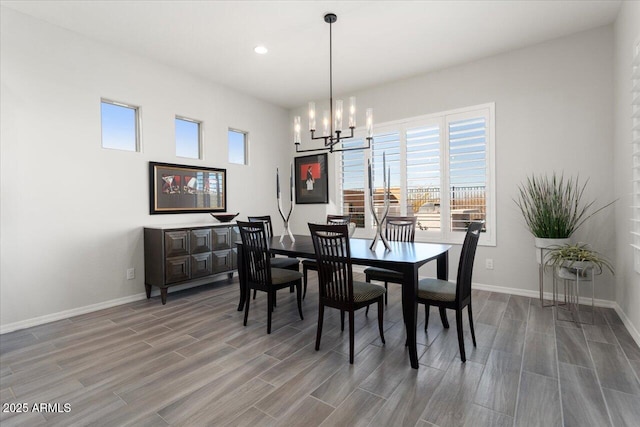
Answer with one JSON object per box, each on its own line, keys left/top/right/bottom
{"left": 277, "top": 164, "right": 295, "bottom": 243}
{"left": 368, "top": 152, "right": 391, "bottom": 251}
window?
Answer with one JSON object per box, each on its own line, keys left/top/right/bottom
{"left": 228, "top": 129, "right": 248, "bottom": 165}
{"left": 175, "top": 116, "right": 202, "bottom": 159}
{"left": 341, "top": 139, "right": 366, "bottom": 227}
{"left": 338, "top": 103, "right": 495, "bottom": 245}
{"left": 632, "top": 41, "right": 640, "bottom": 273}
{"left": 100, "top": 99, "right": 140, "bottom": 152}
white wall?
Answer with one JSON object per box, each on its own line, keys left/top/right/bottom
{"left": 0, "top": 8, "right": 290, "bottom": 328}
{"left": 613, "top": 2, "right": 640, "bottom": 335}
{"left": 291, "top": 26, "right": 616, "bottom": 299}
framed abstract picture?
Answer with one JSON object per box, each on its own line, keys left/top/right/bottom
{"left": 149, "top": 162, "right": 227, "bottom": 214}
{"left": 294, "top": 153, "right": 328, "bottom": 204}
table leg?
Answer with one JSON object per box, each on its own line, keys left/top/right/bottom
{"left": 436, "top": 251, "right": 450, "bottom": 328}
{"left": 437, "top": 251, "right": 449, "bottom": 281}
{"left": 402, "top": 264, "right": 420, "bottom": 369}
{"left": 237, "top": 244, "right": 246, "bottom": 311}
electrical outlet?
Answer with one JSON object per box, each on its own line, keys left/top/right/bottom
{"left": 485, "top": 259, "right": 494, "bottom": 270}
{"left": 126, "top": 268, "right": 135, "bottom": 280}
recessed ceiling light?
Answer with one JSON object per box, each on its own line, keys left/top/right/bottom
{"left": 254, "top": 46, "right": 268, "bottom": 55}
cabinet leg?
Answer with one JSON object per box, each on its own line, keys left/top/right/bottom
{"left": 145, "top": 284, "right": 151, "bottom": 299}
{"left": 161, "top": 288, "right": 168, "bottom": 305}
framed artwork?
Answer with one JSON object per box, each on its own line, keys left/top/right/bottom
{"left": 295, "top": 153, "right": 328, "bottom": 204}
{"left": 149, "top": 162, "right": 227, "bottom": 214}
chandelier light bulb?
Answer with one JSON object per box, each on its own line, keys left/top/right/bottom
{"left": 349, "top": 97, "right": 356, "bottom": 128}
{"left": 308, "top": 102, "right": 316, "bottom": 131}
{"left": 294, "top": 116, "right": 301, "bottom": 144}
{"left": 335, "top": 99, "right": 343, "bottom": 132}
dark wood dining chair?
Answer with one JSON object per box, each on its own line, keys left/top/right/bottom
{"left": 248, "top": 215, "right": 300, "bottom": 302}
{"left": 364, "top": 216, "right": 417, "bottom": 313}
{"left": 417, "top": 221, "right": 482, "bottom": 362}
{"left": 237, "top": 220, "right": 304, "bottom": 334}
{"left": 302, "top": 214, "right": 351, "bottom": 298}
{"left": 309, "top": 223, "right": 386, "bottom": 364}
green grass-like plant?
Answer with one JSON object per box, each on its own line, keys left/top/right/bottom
{"left": 514, "top": 173, "right": 613, "bottom": 238}
{"left": 544, "top": 243, "right": 614, "bottom": 275}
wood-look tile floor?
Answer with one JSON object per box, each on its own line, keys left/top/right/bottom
{"left": 1, "top": 274, "right": 640, "bottom": 426}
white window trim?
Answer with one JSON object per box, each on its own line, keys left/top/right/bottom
{"left": 228, "top": 128, "right": 249, "bottom": 165}
{"left": 632, "top": 38, "right": 640, "bottom": 274}
{"left": 334, "top": 102, "right": 496, "bottom": 246}
{"left": 100, "top": 98, "right": 142, "bottom": 152}
{"left": 175, "top": 115, "right": 203, "bottom": 160}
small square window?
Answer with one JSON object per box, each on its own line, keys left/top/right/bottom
{"left": 176, "top": 116, "right": 202, "bottom": 159}
{"left": 228, "top": 129, "right": 248, "bottom": 165}
{"left": 101, "top": 99, "right": 140, "bottom": 152}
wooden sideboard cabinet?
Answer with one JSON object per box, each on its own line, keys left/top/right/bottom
{"left": 144, "top": 223, "right": 239, "bottom": 304}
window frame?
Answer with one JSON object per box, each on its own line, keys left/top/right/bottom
{"left": 175, "top": 115, "right": 203, "bottom": 160}
{"left": 228, "top": 128, "right": 249, "bottom": 165}
{"left": 100, "top": 98, "right": 141, "bottom": 152}
{"left": 632, "top": 39, "right": 640, "bottom": 274}
{"left": 335, "top": 102, "right": 496, "bottom": 246}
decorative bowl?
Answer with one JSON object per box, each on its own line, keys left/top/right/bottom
{"left": 210, "top": 213, "right": 239, "bottom": 223}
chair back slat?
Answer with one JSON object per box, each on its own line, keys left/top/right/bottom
{"left": 456, "top": 222, "right": 482, "bottom": 303}
{"left": 385, "top": 216, "right": 417, "bottom": 242}
{"left": 247, "top": 215, "right": 274, "bottom": 238}
{"left": 309, "top": 223, "right": 353, "bottom": 304}
{"left": 237, "top": 220, "right": 271, "bottom": 286}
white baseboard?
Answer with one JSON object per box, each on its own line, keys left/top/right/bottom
{"left": 613, "top": 304, "right": 640, "bottom": 349}
{"left": 471, "top": 281, "right": 618, "bottom": 309}
{"left": 0, "top": 279, "right": 220, "bottom": 335}
{"left": 0, "top": 292, "right": 148, "bottom": 335}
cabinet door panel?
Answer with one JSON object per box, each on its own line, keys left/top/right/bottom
{"left": 212, "top": 227, "right": 232, "bottom": 250}
{"left": 190, "top": 228, "right": 212, "bottom": 253}
{"left": 166, "top": 256, "right": 190, "bottom": 284}
{"left": 165, "top": 231, "right": 189, "bottom": 257}
{"left": 191, "top": 252, "right": 213, "bottom": 278}
{"left": 212, "top": 249, "right": 232, "bottom": 274}
{"left": 230, "top": 226, "right": 240, "bottom": 244}
{"left": 231, "top": 248, "right": 238, "bottom": 269}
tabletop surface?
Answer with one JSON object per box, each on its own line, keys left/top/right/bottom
{"left": 262, "top": 235, "right": 451, "bottom": 266}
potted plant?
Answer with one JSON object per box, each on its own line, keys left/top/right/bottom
{"left": 515, "top": 173, "right": 614, "bottom": 262}
{"left": 544, "top": 243, "right": 614, "bottom": 275}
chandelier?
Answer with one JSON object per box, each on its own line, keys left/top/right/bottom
{"left": 294, "top": 13, "right": 373, "bottom": 153}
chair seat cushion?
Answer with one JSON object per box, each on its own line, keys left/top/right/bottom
{"left": 353, "top": 280, "right": 386, "bottom": 303}
{"left": 270, "top": 268, "right": 303, "bottom": 285}
{"left": 417, "top": 278, "right": 456, "bottom": 302}
{"left": 363, "top": 266, "right": 402, "bottom": 282}
{"left": 271, "top": 257, "right": 299, "bottom": 269}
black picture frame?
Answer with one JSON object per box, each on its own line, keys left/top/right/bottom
{"left": 295, "top": 153, "right": 329, "bottom": 204}
{"left": 149, "top": 161, "right": 227, "bottom": 214}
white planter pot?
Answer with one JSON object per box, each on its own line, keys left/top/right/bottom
{"left": 534, "top": 237, "right": 571, "bottom": 264}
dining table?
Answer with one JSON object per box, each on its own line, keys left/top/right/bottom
{"left": 236, "top": 234, "right": 451, "bottom": 369}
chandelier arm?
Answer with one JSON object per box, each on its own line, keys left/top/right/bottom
{"left": 295, "top": 145, "right": 335, "bottom": 154}
{"left": 323, "top": 138, "right": 373, "bottom": 153}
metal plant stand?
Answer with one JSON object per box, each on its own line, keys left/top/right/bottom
{"left": 553, "top": 263, "right": 596, "bottom": 324}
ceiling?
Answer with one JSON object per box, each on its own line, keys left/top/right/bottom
{"left": 2, "top": 0, "right": 622, "bottom": 109}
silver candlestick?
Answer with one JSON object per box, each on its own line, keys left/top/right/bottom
{"left": 277, "top": 164, "right": 295, "bottom": 243}
{"left": 368, "top": 152, "right": 391, "bottom": 251}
